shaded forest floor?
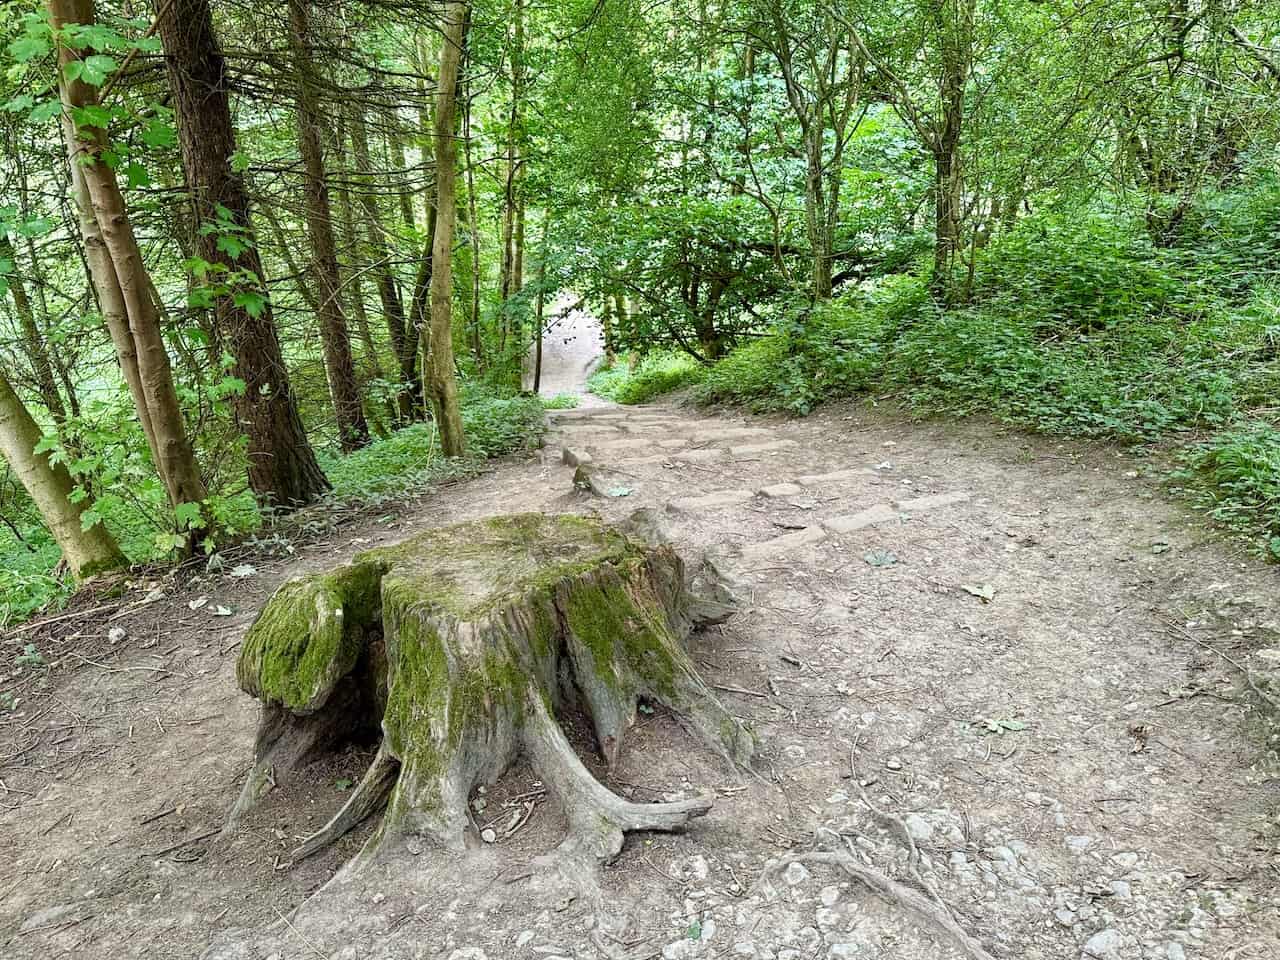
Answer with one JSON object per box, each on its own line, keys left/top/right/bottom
{"left": 1, "top": 392, "right": 1278, "bottom": 960}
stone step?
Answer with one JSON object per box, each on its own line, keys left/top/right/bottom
{"left": 821, "top": 503, "right": 898, "bottom": 534}
{"left": 669, "top": 489, "right": 755, "bottom": 512}
{"left": 893, "top": 491, "right": 972, "bottom": 512}
{"left": 730, "top": 439, "right": 797, "bottom": 457}
{"left": 738, "top": 526, "right": 827, "bottom": 559}
{"left": 796, "top": 467, "right": 876, "bottom": 486}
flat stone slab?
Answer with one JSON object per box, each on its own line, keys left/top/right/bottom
{"left": 821, "top": 503, "right": 898, "bottom": 534}
{"left": 670, "top": 489, "right": 754, "bottom": 512}
{"left": 730, "top": 439, "right": 797, "bottom": 457}
{"left": 739, "top": 526, "right": 827, "bottom": 559}
{"left": 796, "top": 467, "right": 876, "bottom": 486}
{"left": 546, "top": 410, "right": 627, "bottom": 421}
{"left": 671, "top": 448, "right": 729, "bottom": 463}
{"left": 758, "top": 482, "right": 804, "bottom": 498}
{"left": 895, "top": 491, "right": 972, "bottom": 512}
{"left": 588, "top": 438, "right": 659, "bottom": 454}
{"left": 687, "top": 427, "right": 775, "bottom": 442}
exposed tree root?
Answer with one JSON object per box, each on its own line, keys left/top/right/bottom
{"left": 224, "top": 512, "right": 753, "bottom": 872}
{"left": 758, "top": 851, "right": 997, "bottom": 960}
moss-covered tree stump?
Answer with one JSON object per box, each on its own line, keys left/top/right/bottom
{"left": 225, "top": 513, "right": 753, "bottom": 867}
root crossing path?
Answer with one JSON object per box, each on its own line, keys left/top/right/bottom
{"left": 2, "top": 398, "right": 1278, "bottom": 960}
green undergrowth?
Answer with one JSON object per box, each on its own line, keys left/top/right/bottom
{"left": 696, "top": 191, "right": 1280, "bottom": 557}
{"left": 587, "top": 350, "right": 706, "bottom": 404}
{"left": 0, "top": 388, "right": 547, "bottom": 627}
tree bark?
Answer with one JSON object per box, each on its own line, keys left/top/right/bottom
{"left": 286, "top": 0, "right": 370, "bottom": 453}
{"left": 50, "top": 0, "right": 208, "bottom": 523}
{"left": 351, "top": 105, "right": 420, "bottom": 425}
{"left": 0, "top": 235, "right": 66, "bottom": 422}
{"left": 425, "top": 0, "right": 469, "bottom": 457}
{"left": 0, "top": 370, "right": 124, "bottom": 579}
{"left": 157, "top": 0, "right": 329, "bottom": 509}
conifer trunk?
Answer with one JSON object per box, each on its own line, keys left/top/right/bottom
{"left": 157, "top": 0, "right": 329, "bottom": 508}
{"left": 286, "top": 0, "right": 370, "bottom": 453}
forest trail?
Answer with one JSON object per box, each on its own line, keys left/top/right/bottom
{"left": 2, "top": 396, "right": 1278, "bottom": 960}
{"left": 523, "top": 295, "right": 608, "bottom": 402}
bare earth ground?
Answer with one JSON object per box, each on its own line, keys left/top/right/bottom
{"left": 2, "top": 371, "right": 1279, "bottom": 959}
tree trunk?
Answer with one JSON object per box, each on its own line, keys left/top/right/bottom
{"left": 0, "top": 235, "right": 66, "bottom": 422}
{"left": 0, "top": 371, "right": 124, "bottom": 579}
{"left": 386, "top": 124, "right": 418, "bottom": 234}
{"left": 462, "top": 83, "right": 484, "bottom": 371}
{"left": 425, "top": 0, "right": 469, "bottom": 457}
{"left": 930, "top": 0, "right": 972, "bottom": 302}
{"left": 803, "top": 126, "right": 833, "bottom": 300}
{"left": 351, "top": 105, "right": 419, "bottom": 425}
{"left": 224, "top": 513, "right": 751, "bottom": 868}
{"left": 50, "top": 0, "right": 208, "bottom": 523}
{"left": 157, "top": 0, "right": 329, "bottom": 509}
{"left": 286, "top": 0, "right": 369, "bottom": 453}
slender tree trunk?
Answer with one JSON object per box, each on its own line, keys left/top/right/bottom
{"left": 351, "top": 105, "right": 418, "bottom": 424}
{"left": 802, "top": 125, "right": 833, "bottom": 299}
{"left": 426, "top": 0, "right": 468, "bottom": 457}
{"left": 386, "top": 124, "right": 417, "bottom": 233}
{"left": 157, "top": 0, "right": 329, "bottom": 508}
{"left": 601, "top": 295, "right": 616, "bottom": 365}
{"left": 532, "top": 254, "right": 545, "bottom": 393}
{"left": 931, "top": 0, "right": 971, "bottom": 302}
{"left": 462, "top": 82, "right": 484, "bottom": 370}
{"left": 50, "top": 0, "right": 208, "bottom": 522}
{"left": 286, "top": 0, "right": 369, "bottom": 452}
{"left": 1, "top": 235, "right": 65, "bottom": 422}
{"left": 0, "top": 371, "right": 124, "bottom": 579}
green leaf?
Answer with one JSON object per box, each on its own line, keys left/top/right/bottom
{"left": 140, "top": 119, "right": 176, "bottom": 149}
{"left": 124, "top": 161, "right": 150, "bottom": 188}
{"left": 71, "top": 104, "right": 112, "bottom": 129}
{"left": 686, "top": 921, "right": 701, "bottom": 940}
{"left": 216, "top": 234, "right": 249, "bottom": 259}
{"left": 79, "top": 508, "right": 102, "bottom": 531}
{"left": 4, "top": 94, "right": 35, "bottom": 114}
{"left": 230, "top": 151, "right": 250, "bottom": 173}
{"left": 28, "top": 100, "right": 62, "bottom": 123}
{"left": 232, "top": 289, "right": 267, "bottom": 318}
{"left": 173, "top": 501, "right": 204, "bottom": 530}
{"left": 9, "top": 36, "right": 50, "bottom": 63}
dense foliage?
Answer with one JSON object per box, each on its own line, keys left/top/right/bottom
{"left": 2, "top": 0, "right": 1279, "bottom": 625}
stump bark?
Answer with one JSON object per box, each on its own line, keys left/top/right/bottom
{"left": 225, "top": 512, "right": 753, "bottom": 868}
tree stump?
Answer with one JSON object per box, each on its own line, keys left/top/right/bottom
{"left": 225, "top": 512, "right": 753, "bottom": 868}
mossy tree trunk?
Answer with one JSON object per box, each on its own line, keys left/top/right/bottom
{"left": 225, "top": 513, "right": 752, "bottom": 870}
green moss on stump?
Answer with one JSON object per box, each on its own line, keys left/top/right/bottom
{"left": 231, "top": 512, "right": 751, "bottom": 861}
{"left": 237, "top": 559, "right": 384, "bottom": 713}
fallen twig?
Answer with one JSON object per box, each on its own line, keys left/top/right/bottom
{"left": 712, "top": 683, "right": 768, "bottom": 698}
{"left": 1163, "top": 619, "right": 1280, "bottom": 711}
{"left": 146, "top": 827, "right": 218, "bottom": 858}
{"left": 274, "top": 906, "right": 330, "bottom": 960}
{"left": 757, "top": 852, "right": 996, "bottom": 960}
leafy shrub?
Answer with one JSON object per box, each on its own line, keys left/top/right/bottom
{"left": 1179, "top": 422, "right": 1280, "bottom": 558}
{"left": 541, "top": 393, "right": 580, "bottom": 409}
{"left": 698, "top": 276, "right": 926, "bottom": 413}
{"left": 587, "top": 351, "right": 706, "bottom": 404}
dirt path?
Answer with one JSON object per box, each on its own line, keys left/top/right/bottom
{"left": 523, "top": 295, "right": 608, "bottom": 403}
{"left": 1, "top": 397, "right": 1277, "bottom": 960}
